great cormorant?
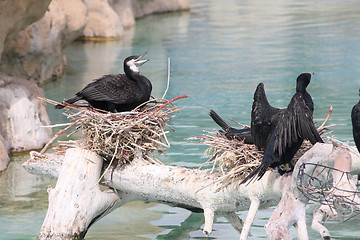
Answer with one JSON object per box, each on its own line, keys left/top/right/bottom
{"left": 209, "top": 110, "right": 253, "bottom": 144}
{"left": 242, "top": 73, "right": 323, "bottom": 184}
{"left": 352, "top": 89, "right": 360, "bottom": 151}
{"left": 351, "top": 89, "right": 360, "bottom": 181}
{"left": 55, "top": 51, "right": 152, "bottom": 112}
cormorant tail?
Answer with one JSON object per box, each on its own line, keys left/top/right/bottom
{"left": 55, "top": 96, "right": 82, "bottom": 109}
{"left": 240, "top": 162, "right": 269, "bottom": 185}
{"left": 209, "top": 109, "right": 230, "bottom": 131}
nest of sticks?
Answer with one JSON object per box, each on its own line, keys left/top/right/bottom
{"left": 193, "top": 130, "right": 314, "bottom": 187}
{"left": 41, "top": 96, "right": 188, "bottom": 165}
{"left": 192, "top": 107, "right": 334, "bottom": 188}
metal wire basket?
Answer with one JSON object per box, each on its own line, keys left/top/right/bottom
{"left": 297, "top": 162, "right": 360, "bottom": 220}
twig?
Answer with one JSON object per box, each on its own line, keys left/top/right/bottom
{"left": 154, "top": 95, "right": 189, "bottom": 114}
{"left": 40, "top": 123, "right": 74, "bottom": 128}
{"left": 229, "top": 118, "right": 249, "bottom": 128}
{"left": 133, "top": 98, "right": 167, "bottom": 111}
{"left": 319, "top": 106, "right": 333, "bottom": 130}
{"left": 162, "top": 58, "right": 171, "bottom": 99}
{"left": 95, "top": 136, "right": 120, "bottom": 186}
{"left": 40, "top": 120, "right": 79, "bottom": 154}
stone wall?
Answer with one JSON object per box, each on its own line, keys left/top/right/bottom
{"left": 0, "top": 0, "right": 52, "bottom": 62}
{"left": 0, "top": 0, "right": 52, "bottom": 172}
{"left": 84, "top": 0, "right": 190, "bottom": 37}
{"left": 0, "top": 74, "right": 51, "bottom": 152}
{"left": 0, "top": 0, "right": 88, "bottom": 84}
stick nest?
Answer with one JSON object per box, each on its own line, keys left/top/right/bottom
{"left": 43, "top": 96, "right": 187, "bottom": 165}
{"left": 192, "top": 130, "right": 314, "bottom": 187}
{"left": 191, "top": 115, "right": 334, "bottom": 188}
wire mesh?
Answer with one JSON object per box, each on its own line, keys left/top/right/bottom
{"left": 297, "top": 162, "right": 360, "bottom": 220}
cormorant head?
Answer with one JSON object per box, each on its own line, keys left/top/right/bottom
{"left": 124, "top": 51, "right": 149, "bottom": 73}
{"left": 296, "top": 72, "right": 314, "bottom": 92}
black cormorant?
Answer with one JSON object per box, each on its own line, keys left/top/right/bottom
{"left": 209, "top": 110, "right": 253, "bottom": 144}
{"left": 242, "top": 73, "right": 323, "bottom": 184}
{"left": 351, "top": 89, "right": 360, "bottom": 181}
{"left": 55, "top": 51, "right": 152, "bottom": 112}
{"left": 352, "top": 89, "right": 360, "bottom": 151}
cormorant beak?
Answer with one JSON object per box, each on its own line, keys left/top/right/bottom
{"left": 134, "top": 51, "right": 149, "bottom": 67}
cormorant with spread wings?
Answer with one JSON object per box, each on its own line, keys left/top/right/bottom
{"left": 241, "top": 73, "right": 323, "bottom": 184}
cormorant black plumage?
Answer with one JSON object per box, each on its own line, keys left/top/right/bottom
{"left": 241, "top": 73, "right": 323, "bottom": 184}
{"left": 209, "top": 110, "right": 253, "bottom": 144}
{"left": 352, "top": 89, "right": 360, "bottom": 152}
{"left": 55, "top": 52, "right": 152, "bottom": 113}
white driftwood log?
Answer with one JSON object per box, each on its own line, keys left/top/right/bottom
{"left": 310, "top": 144, "right": 360, "bottom": 240}
{"left": 25, "top": 148, "right": 286, "bottom": 239}
{"left": 265, "top": 174, "right": 308, "bottom": 240}
{"left": 291, "top": 143, "right": 360, "bottom": 202}
{"left": 35, "top": 149, "right": 129, "bottom": 239}
{"left": 24, "top": 143, "right": 360, "bottom": 239}
{"left": 263, "top": 143, "right": 360, "bottom": 240}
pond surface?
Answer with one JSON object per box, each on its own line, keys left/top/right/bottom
{"left": 2, "top": 0, "right": 360, "bottom": 239}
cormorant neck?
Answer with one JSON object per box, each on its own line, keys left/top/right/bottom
{"left": 296, "top": 82, "right": 308, "bottom": 94}
{"left": 124, "top": 65, "right": 140, "bottom": 81}
{"left": 124, "top": 64, "right": 152, "bottom": 90}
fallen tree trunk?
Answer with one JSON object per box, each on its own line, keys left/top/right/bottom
{"left": 24, "top": 143, "right": 360, "bottom": 239}
{"left": 25, "top": 147, "right": 285, "bottom": 239}
{"left": 265, "top": 174, "right": 308, "bottom": 240}
{"left": 34, "top": 149, "right": 130, "bottom": 239}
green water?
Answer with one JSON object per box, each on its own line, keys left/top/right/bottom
{"left": 2, "top": 0, "right": 360, "bottom": 239}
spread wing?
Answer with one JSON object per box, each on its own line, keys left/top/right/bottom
{"left": 77, "top": 74, "right": 139, "bottom": 104}
{"left": 251, "top": 83, "right": 281, "bottom": 149}
{"left": 242, "top": 92, "right": 323, "bottom": 185}
{"left": 274, "top": 92, "right": 323, "bottom": 156}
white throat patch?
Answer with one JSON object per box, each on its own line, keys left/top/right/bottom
{"left": 128, "top": 61, "right": 139, "bottom": 72}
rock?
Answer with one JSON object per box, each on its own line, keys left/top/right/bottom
{"left": 0, "top": 73, "right": 51, "bottom": 154}
{"left": 0, "top": 136, "right": 10, "bottom": 173}
{"left": 0, "top": 0, "right": 88, "bottom": 84}
{"left": 0, "top": 0, "right": 51, "bottom": 172}
{"left": 130, "top": 0, "right": 190, "bottom": 18}
{"left": 58, "top": 0, "right": 89, "bottom": 43}
{"left": 0, "top": 0, "right": 53, "bottom": 171}
{"left": 109, "top": 0, "right": 136, "bottom": 28}
{"left": 82, "top": 0, "right": 124, "bottom": 38}
{"left": 82, "top": 0, "right": 190, "bottom": 37}
{"left": 0, "top": 0, "right": 52, "bottom": 61}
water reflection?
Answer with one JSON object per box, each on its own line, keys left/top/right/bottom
{"left": 87, "top": 202, "right": 165, "bottom": 240}
{"left": 0, "top": 155, "right": 51, "bottom": 239}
